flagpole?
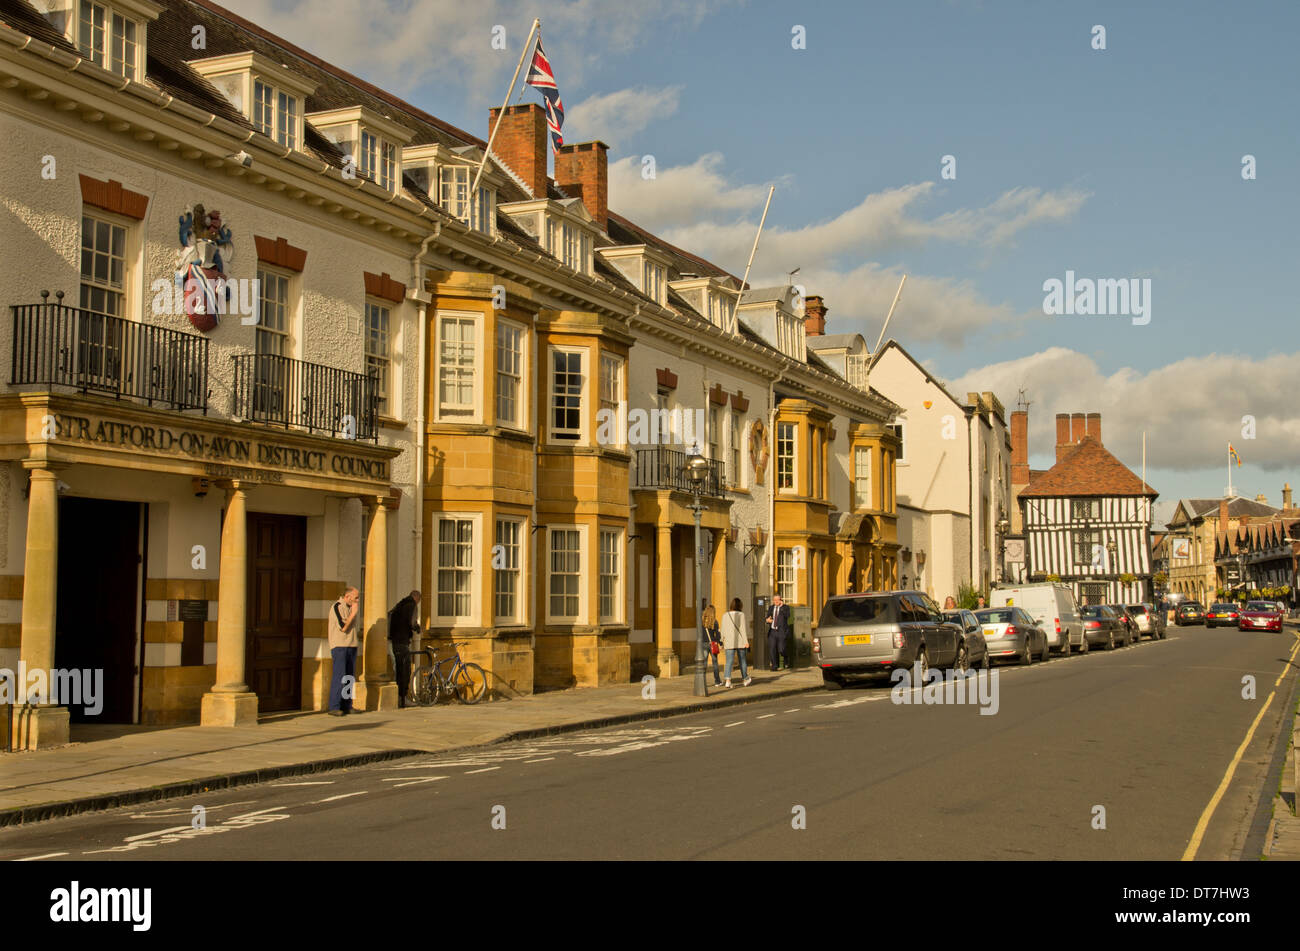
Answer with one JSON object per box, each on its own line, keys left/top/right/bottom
{"left": 1227, "top": 444, "right": 1232, "bottom": 498}
{"left": 473, "top": 17, "right": 541, "bottom": 199}
{"left": 728, "top": 185, "right": 775, "bottom": 334}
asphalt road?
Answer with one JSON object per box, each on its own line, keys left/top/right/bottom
{"left": 4, "top": 624, "right": 1298, "bottom": 861}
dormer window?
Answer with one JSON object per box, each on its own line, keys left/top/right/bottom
{"left": 190, "top": 52, "right": 315, "bottom": 153}
{"left": 306, "top": 105, "right": 413, "bottom": 193}
{"left": 360, "top": 131, "right": 397, "bottom": 190}
{"left": 668, "top": 275, "right": 740, "bottom": 332}
{"left": 61, "top": 0, "right": 160, "bottom": 81}
{"left": 597, "top": 245, "right": 671, "bottom": 305}
{"left": 501, "top": 198, "right": 597, "bottom": 276}
{"left": 437, "top": 166, "right": 494, "bottom": 234}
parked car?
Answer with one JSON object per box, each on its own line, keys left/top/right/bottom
{"left": 1238, "top": 600, "right": 1283, "bottom": 633}
{"left": 974, "top": 606, "right": 1050, "bottom": 665}
{"left": 943, "top": 609, "right": 991, "bottom": 672}
{"left": 1080, "top": 604, "right": 1127, "bottom": 649}
{"left": 1205, "top": 602, "right": 1240, "bottom": 628}
{"left": 989, "top": 582, "right": 1082, "bottom": 654}
{"left": 1126, "top": 603, "right": 1166, "bottom": 640}
{"left": 1175, "top": 601, "right": 1206, "bottom": 626}
{"left": 1104, "top": 604, "right": 1136, "bottom": 642}
{"left": 814, "top": 590, "right": 964, "bottom": 688}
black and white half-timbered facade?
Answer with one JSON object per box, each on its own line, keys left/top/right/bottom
{"left": 1019, "top": 432, "right": 1158, "bottom": 605}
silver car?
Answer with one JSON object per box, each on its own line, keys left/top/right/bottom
{"left": 974, "top": 606, "right": 1050, "bottom": 665}
{"left": 1126, "top": 603, "right": 1166, "bottom": 640}
{"left": 943, "top": 609, "right": 992, "bottom": 672}
{"left": 814, "top": 590, "right": 965, "bottom": 688}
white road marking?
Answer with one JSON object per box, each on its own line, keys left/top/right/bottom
{"left": 125, "top": 825, "right": 193, "bottom": 842}
{"left": 229, "top": 806, "right": 295, "bottom": 820}
{"left": 271, "top": 781, "right": 334, "bottom": 787}
{"left": 784, "top": 708, "right": 800, "bottom": 713}
{"left": 525, "top": 757, "right": 555, "bottom": 763}
{"left": 465, "top": 766, "right": 501, "bottom": 774}
{"left": 312, "top": 792, "right": 368, "bottom": 804}
{"left": 14, "top": 852, "right": 67, "bottom": 861}
{"left": 758, "top": 714, "right": 776, "bottom": 719}
{"left": 724, "top": 721, "right": 744, "bottom": 727}
{"left": 394, "top": 777, "right": 448, "bottom": 788}
{"left": 382, "top": 776, "right": 447, "bottom": 783}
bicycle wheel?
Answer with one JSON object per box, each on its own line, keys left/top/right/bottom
{"left": 410, "top": 667, "right": 435, "bottom": 706}
{"left": 451, "top": 663, "right": 488, "bottom": 704}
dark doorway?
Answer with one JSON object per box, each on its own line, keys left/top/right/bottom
{"left": 55, "top": 498, "right": 141, "bottom": 724}
{"left": 246, "top": 513, "right": 306, "bottom": 712}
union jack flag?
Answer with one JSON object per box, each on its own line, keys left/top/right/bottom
{"left": 525, "top": 37, "right": 564, "bottom": 152}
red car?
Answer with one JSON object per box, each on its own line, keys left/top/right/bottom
{"left": 1238, "top": 600, "right": 1283, "bottom": 632}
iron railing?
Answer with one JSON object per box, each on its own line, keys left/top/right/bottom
{"left": 10, "top": 293, "right": 208, "bottom": 411}
{"left": 634, "top": 446, "right": 726, "bottom": 498}
{"left": 232, "top": 352, "right": 378, "bottom": 441}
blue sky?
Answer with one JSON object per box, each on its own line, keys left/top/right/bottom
{"left": 224, "top": 0, "right": 1300, "bottom": 513}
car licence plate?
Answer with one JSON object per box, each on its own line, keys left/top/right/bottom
{"left": 842, "top": 634, "right": 872, "bottom": 645}
{"left": 983, "top": 628, "right": 997, "bottom": 638}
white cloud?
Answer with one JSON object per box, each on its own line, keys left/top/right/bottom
{"left": 218, "top": 0, "right": 741, "bottom": 98}
{"left": 565, "top": 85, "right": 684, "bottom": 144}
{"left": 947, "top": 348, "right": 1300, "bottom": 476}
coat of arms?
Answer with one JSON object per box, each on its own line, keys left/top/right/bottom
{"left": 174, "top": 204, "right": 235, "bottom": 332}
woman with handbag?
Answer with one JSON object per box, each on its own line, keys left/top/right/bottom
{"left": 702, "top": 603, "right": 723, "bottom": 687}
{"left": 720, "top": 597, "right": 752, "bottom": 688}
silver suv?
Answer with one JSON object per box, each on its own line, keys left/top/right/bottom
{"left": 814, "top": 590, "right": 964, "bottom": 689}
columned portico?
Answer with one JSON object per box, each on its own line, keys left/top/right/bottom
{"left": 201, "top": 481, "right": 258, "bottom": 727}
{"left": 711, "top": 528, "right": 729, "bottom": 608}
{"left": 13, "top": 463, "right": 69, "bottom": 749}
{"left": 355, "top": 494, "right": 399, "bottom": 711}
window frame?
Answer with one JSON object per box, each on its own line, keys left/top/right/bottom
{"left": 79, "top": 210, "right": 129, "bottom": 319}
{"left": 364, "top": 298, "right": 392, "bottom": 418}
{"left": 854, "top": 445, "right": 872, "bottom": 510}
{"left": 598, "top": 526, "right": 624, "bottom": 624}
{"left": 255, "top": 266, "right": 293, "bottom": 357}
{"left": 597, "top": 352, "right": 623, "bottom": 449}
{"left": 494, "top": 318, "right": 526, "bottom": 430}
{"left": 776, "top": 548, "right": 797, "bottom": 603}
{"left": 547, "top": 525, "right": 586, "bottom": 623}
{"left": 776, "top": 421, "right": 797, "bottom": 493}
{"left": 435, "top": 311, "right": 480, "bottom": 422}
{"left": 890, "top": 421, "right": 907, "bottom": 464}
{"left": 433, "top": 515, "right": 477, "bottom": 623}
{"left": 493, "top": 516, "right": 526, "bottom": 624}
{"left": 548, "top": 346, "right": 588, "bottom": 444}
{"left": 730, "top": 414, "right": 743, "bottom": 488}
{"left": 77, "top": 1, "right": 140, "bottom": 80}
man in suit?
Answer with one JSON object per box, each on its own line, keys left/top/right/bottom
{"left": 766, "top": 595, "right": 792, "bottom": 671}
{"left": 388, "top": 590, "right": 422, "bottom": 708}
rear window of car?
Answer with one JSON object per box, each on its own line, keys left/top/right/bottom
{"left": 976, "top": 608, "right": 1013, "bottom": 624}
{"left": 822, "top": 596, "right": 897, "bottom": 625}
{"left": 1081, "top": 606, "right": 1105, "bottom": 618}
{"left": 1245, "top": 601, "right": 1273, "bottom": 611}
{"left": 1180, "top": 603, "right": 1202, "bottom": 611}
{"left": 1210, "top": 603, "right": 1234, "bottom": 611}
{"left": 1127, "top": 605, "right": 1147, "bottom": 614}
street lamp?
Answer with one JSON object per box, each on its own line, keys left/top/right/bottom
{"left": 996, "top": 516, "right": 1010, "bottom": 583}
{"left": 685, "top": 446, "right": 710, "bottom": 698}
{"left": 1107, "top": 539, "right": 1118, "bottom": 599}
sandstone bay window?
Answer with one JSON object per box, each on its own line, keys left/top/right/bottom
{"left": 550, "top": 348, "right": 585, "bottom": 441}
{"left": 599, "top": 527, "right": 622, "bottom": 623}
{"left": 437, "top": 315, "right": 477, "bottom": 419}
{"left": 776, "top": 548, "right": 796, "bottom": 602}
{"left": 494, "top": 518, "right": 522, "bottom": 622}
{"left": 854, "top": 446, "right": 872, "bottom": 510}
{"left": 436, "top": 517, "right": 474, "bottom": 619}
{"left": 776, "top": 421, "right": 796, "bottom": 491}
{"left": 364, "top": 300, "right": 391, "bottom": 416}
{"left": 495, "top": 321, "right": 524, "bottom": 428}
{"left": 549, "top": 528, "right": 582, "bottom": 620}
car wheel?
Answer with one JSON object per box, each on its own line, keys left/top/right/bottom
{"left": 954, "top": 642, "right": 969, "bottom": 674}
{"left": 1021, "top": 640, "right": 1032, "bottom": 665}
{"left": 916, "top": 648, "right": 930, "bottom": 685}
{"left": 1080, "top": 634, "right": 1089, "bottom": 654}
{"left": 1039, "top": 635, "right": 1050, "bottom": 662}
{"left": 1106, "top": 629, "right": 1115, "bottom": 650}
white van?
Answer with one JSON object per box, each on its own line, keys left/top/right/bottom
{"left": 990, "top": 583, "right": 1083, "bottom": 654}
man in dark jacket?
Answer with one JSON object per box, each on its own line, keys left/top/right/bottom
{"left": 388, "top": 590, "right": 421, "bottom": 708}
{"left": 765, "top": 595, "right": 792, "bottom": 671}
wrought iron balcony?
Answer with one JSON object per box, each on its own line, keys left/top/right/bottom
{"left": 634, "top": 446, "right": 726, "bottom": 498}
{"left": 10, "top": 293, "right": 208, "bottom": 411}
{"left": 232, "top": 352, "right": 378, "bottom": 442}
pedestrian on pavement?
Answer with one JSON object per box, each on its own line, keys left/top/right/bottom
{"left": 721, "top": 597, "right": 752, "bottom": 688}
{"left": 944, "top": 595, "right": 956, "bottom": 609}
{"left": 977, "top": 596, "right": 986, "bottom": 609}
{"left": 702, "top": 602, "right": 723, "bottom": 686}
{"left": 388, "top": 590, "right": 422, "bottom": 708}
{"left": 766, "top": 594, "right": 791, "bottom": 670}
{"left": 327, "top": 586, "right": 361, "bottom": 716}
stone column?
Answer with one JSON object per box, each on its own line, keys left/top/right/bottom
{"left": 654, "top": 523, "right": 678, "bottom": 677}
{"left": 356, "top": 495, "right": 398, "bottom": 710}
{"left": 711, "top": 528, "right": 728, "bottom": 612}
{"left": 201, "top": 481, "right": 259, "bottom": 727}
{"left": 13, "top": 464, "right": 69, "bottom": 749}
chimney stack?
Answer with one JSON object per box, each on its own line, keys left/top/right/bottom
{"left": 1011, "top": 409, "right": 1029, "bottom": 485}
{"left": 1256, "top": 493, "right": 1268, "bottom": 505}
{"left": 488, "top": 104, "right": 548, "bottom": 198}
{"left": 1070, "top": 413, "right": 1086, "bottom": 445}
{"left": 1085, "top": 412, "right": 1101, "bottom": 445}
{"left": 555, "top": 140, "right": 609, "bottom": 231}
{"left": 803, "top": 296, "right": 827, "bottom": 335}
{"left": 1219, "top": 498, "right": 1229, "bottom": 534}
{"left": 1285, "top": 483, "right": 1293, "bottom": 510}
{"left": 1055, "top": 414, "right": 1071, "bottom": 462}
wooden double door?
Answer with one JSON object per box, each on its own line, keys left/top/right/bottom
{"left": 245, "top": 513, "right": 306, "bottom": 712}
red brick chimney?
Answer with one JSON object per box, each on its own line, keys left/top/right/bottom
{"left": 1011, "top": 409, "right": 1029, "bottom": 484}
{"left": 1085, "top": 412, "right": 1101, "bottom": 445}
{"left": 1070, "top": 413, "right": 1086, "bottom": 445}
{"left": 555, "top": 140, "right": 609, "bottom": 231}
{"left": 488, "top": 104, "right": 548, "bottom": 198}
{"left": 803, "top": 296, "right": 827, "bottom": 335}
{"left": 1219, "top": 498, "right": 1228, "bottom": 534}
{"left": 1055, "top": 414, "right": 1071, "bottom": 462}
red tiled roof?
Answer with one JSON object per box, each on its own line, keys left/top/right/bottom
{"left": 1019, "top": 435, "right": 1157, "bottom": 498}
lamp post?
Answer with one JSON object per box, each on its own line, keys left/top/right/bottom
{"left": 996, "top": 516, "right": 1010, "bottom": 584}
{"left": 1106, "top": 539, "right": 1118, "bottom": 600}
{"left": 686, "top": 446, "right": 710, "bottom": 697}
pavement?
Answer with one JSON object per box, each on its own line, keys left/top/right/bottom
{"left": 0, "top": 665, "right": 822, "bottom": 827}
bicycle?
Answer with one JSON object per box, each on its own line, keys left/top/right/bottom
{"left": 409, "top": 642, "right": 488, "bottom": 705}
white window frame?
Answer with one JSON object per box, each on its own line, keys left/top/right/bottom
{"left": 255, "top": 266, "right": 293, "bottom": 357}
{"left": 547, "top": 525, "right": 587, "bottom": 623}
{"left": 251, "top": 78, "right": 298, "bottom": 149}
{"left": 598, "top": 352, "right": 623, "bottom": 448}
{"left": 548, "top": 346, "right": 588, "bottom": 444}
{"left": 777, "top": 548, "right": 796, "bottom": 603}
{"left": 494, "top": 517, "right": 526, "bottom": 624}
{"left": 854, "top": 446, "right": 872, "bottom": 510}
{"left": 643, "top": 261, "right": 664, "bottom": 304}
{"left": 598, "top": 526, "right": 624, "bottom": 624}
{"left": 77, "top": 1, "right": 140, "bottom": 80}
{"left": 730, "top": 414, "right": 743, "bottom": 488}
{"left": 434, "top": 514, "right": 480, "bottom": 624}
{"left": 495, "top": 318, "right": 526, "bottom": 429}
{"left": 709, "top": 405, "right": 723, "bottom": 462}
{"left": 435, "top": 311, "right": 480, "bottom": 422}
{"left": 79, "top": 211, "right": 129, "bottom": 319}
{"left": 364, "top": 298, "right": 392, "bottom": 418}
{"left": 776, "top": 421, "right": 797, "bottom": 493}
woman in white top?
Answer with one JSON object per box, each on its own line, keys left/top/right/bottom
{"left": 720, "top": 597, "right": 752, "bottom": 688}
